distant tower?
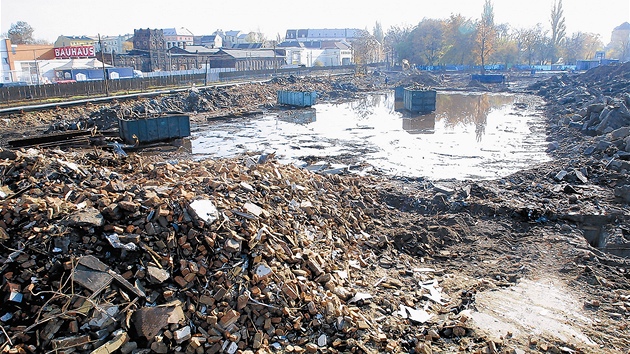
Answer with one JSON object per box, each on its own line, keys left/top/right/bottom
{"left": 133, "top": 29, "right": 166, "bottom": 71}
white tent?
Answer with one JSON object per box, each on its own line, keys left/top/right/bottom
{"left": 55, "top": 58, "right": 112, "bottom": 70}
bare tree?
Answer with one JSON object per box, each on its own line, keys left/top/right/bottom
{"left": 550, "top": 0, "right": 566, "bottom": 63}
{"left": 373, "top": 22, "right": 384, "bottom": 45}
{"left": 353, "top": 30, "right": 382, "bottom": 66}
{"left": 492, "top": 24, "right": 518, "bottom": 69}
{"left": 246, "top": 28, "right": 266, "bottom": 44}
{"left": 409, "top": 18, "right": 447, "bottom": 66}
{"left": 7, "top": 21, "right": 35, "bottom": 44}
{"left": 443, "top": 14, "right": 476, "bottom": 66}
{"left": 515, "top": 24, "right": 547, "bottom": 66}
{"left": 617, "top": 37, "right": 630, "bottom": 61}
{"left": 384, "top": 25, "right": 413, "bottom": 67}
{"left": 475, "top": 0, "right": 496, "bottom": 73}
{"left": 608, "top": 23, "right": 630, "bottom": 61}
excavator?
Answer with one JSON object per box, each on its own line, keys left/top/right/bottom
{"left": 401, "top": 59, "right": 411, "bottom": 71}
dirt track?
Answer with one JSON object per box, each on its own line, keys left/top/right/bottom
{"left": 0, "top": 67, "right": 630, "bottom": 353}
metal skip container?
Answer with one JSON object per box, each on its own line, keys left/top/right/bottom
{"left": 277, "top": 90, "right": 317, "bottom": 107}
{"left": 471, "top": 74, "right": 505, "bottom": 83}
{"left": 118, "top": 113, "right": 191, "bottom": 144}
{"left": 403, "top": 87, "right": 437, "bottom": 113}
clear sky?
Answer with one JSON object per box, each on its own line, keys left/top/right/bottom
{"left": 1, "top": 0, "right": 628, "bottom": 44}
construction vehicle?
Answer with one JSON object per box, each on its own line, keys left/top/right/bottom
{"left": 401, "top": 59, "right": 411, "bottom": 71}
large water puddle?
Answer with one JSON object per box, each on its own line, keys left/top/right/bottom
{"left": 192, "top": 91, "right": 550, "bottom": 180}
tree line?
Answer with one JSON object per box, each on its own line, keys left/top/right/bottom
{"left": 6, "top": 0, "right": 629, "bottom": 68}
{"left": 354, "top": 0, "right": 628, "bottom": 69}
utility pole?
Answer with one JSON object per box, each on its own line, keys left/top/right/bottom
{"left": 273, "top": 41, "right": 277, "bottom": 75}
{"left": 204, "top": 57, "right": 210, "bottom": 86}
{"left": 32, "top": 50, "right": 40, "bottom": 85}
{"left": 98, "top": 34, "right": 109, "bottom": 96}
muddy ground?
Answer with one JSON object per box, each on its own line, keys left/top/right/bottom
{"left": 1, "top": 66, "right": 630, "bottom": 354}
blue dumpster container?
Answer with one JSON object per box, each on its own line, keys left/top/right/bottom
{"left": 277, "top": 91, "right": 317, "bottom": 107}
{"left": 471, "top": 74, "right": 505, "bottom": 83}
{"left": 394, "top": 86, "right": 405, "bottom": 101}
{"left": 403, "top": 88, "right": 437, "bottom": 113}
{"left": 118, "top": 114, "right": 191, "bottom": 144}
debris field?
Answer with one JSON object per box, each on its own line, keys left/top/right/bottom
{"left": 0, "top": 67, "right": 629, "bottom": 354}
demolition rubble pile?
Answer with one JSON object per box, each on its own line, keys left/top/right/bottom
{"left": 529, "top": 62, "right": 630, "bottom": 207}
{"left": 531, "top": 62, "right": 630, "bottom": 159}
{"left": 0, "top": 147, "right": 477, "bottom": 354}
{"left": 390, "top": 72, "right": 442, "bottom": 90}
{"left": 2, "top": 66, "right": 630, "bottom": 353}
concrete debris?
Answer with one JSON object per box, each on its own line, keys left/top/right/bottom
{"left": 146, "top": 266, "right": 170, "bottom": 284}
{"left": 132, "top": 302, "right": 186, "bottom": 339}
{"left": 91, "top": 330, "right": 129, "bottom": 354}
{"left": 188, "top": 199, "right": 219, "bottom": 224}
{"left": 0, "top": 143, "right": 487, "bottom": 353}
{"left": 105, "top": 233, "right": 139, "bottom": 250}
{"left": 348, "top": 292, "right": 374, "bottom": 304}
{"left": 397, "top": 304, "right": 433, "bottom": 323}
{"left": 65, "top": 206, "right": 105, "bottom": 227}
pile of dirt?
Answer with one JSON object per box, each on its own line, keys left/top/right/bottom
{"left": 390, "top": 71, "right": 443, "bottom": 89}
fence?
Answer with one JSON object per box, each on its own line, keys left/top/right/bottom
{"left": 0, "top": 65, "right": 356, "bottom": 107}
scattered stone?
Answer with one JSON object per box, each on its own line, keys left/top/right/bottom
{"left": 188, "top": 199, "right": 219, "bottom": 224}
{"left": 65, "top": 207, "right": 105, "bottom": 227}
{"left": 173, "top": 325, "right": 192, "bottom": 344}
{"left": 554, "top": 170, "right": 568, "bottom": 181}
{"left": 132, "top": 302, "right": 185, "bottom": 339}
{"left": 146, "top": 266, "right": 170, "bottom": 284}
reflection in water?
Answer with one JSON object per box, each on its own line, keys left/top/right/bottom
{"left": 276, "top": 108, "right": 317, "bottom": 124}
{"left": 436, "top": 93, "right": 513, "bottom": 142}
{"left": 396, "top": 92, "right": 505, "bottom": 140}
{"left": 349, "top": 94, "right": 387, "bottom": 120}
{"left": 192, "top": 90, "right": 550, "bottom": 180}
{"left": 401, "top": 112, "right": 436, "bottom": 134}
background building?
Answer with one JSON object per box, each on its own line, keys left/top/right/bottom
{"left": 163, "top": 28, "right": 194, "bottom": 49}
{"left": 132, "top": 29, "right": 166, "bottom": 72}
{"left": 285, "top": 29, "right": 361, "bottom": 43}
{"left": 54, "top": 35, "right": 94, "bottom": 48}
{"left": 93, "top": 34, "right": 133, "bottom": 55}
{"left": 194, "top": 35, "right": 222, "bottom": 49}
{"left": 0, "top": 39, "right": 55, "bottom": 84}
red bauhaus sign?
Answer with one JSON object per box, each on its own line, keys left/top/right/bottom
{"left": 54, "top": 46, "right": 95, "bottom": 59}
